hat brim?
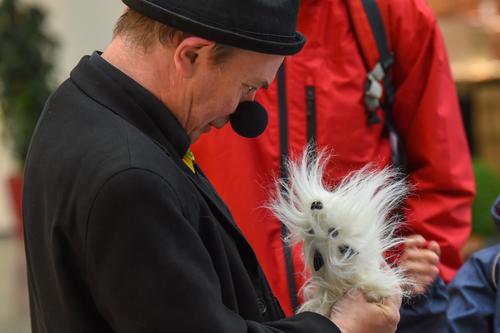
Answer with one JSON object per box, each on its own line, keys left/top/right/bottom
{"left": 122, "top": 0, "right": 306, "bottom": 55}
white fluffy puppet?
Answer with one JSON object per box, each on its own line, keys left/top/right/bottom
{"left": 270, "top": 148, "right": 409, "bottom": 316}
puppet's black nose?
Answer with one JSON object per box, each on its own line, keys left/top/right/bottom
{"left": 310, "top": 201, "right": 323, "bottom": 210}
{"left": 313, "top": 250, "right": 324, "bottom": 271}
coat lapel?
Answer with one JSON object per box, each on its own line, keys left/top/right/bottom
{"left": 186, "top": 167, "right": 259, "bottom": 271}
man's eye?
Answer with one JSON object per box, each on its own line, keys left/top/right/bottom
{"left": 243, "top": 84, "right": 257, "bottom": 94}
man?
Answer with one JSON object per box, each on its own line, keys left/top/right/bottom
{"left": 192, "top": 0, "right": 475, "bottom": 331}
{"left": 22, "top": 1, "right": 401, "bottom": 332}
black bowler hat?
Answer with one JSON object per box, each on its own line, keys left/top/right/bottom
{"left": 121, "top": 0, "right": 306, "bottom": 55}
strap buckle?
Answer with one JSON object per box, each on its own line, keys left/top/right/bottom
{"left": 364, "top": 62, "right": 385, "bottom": 124}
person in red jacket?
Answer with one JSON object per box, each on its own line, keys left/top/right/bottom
{"left": 193, "top": 0, "right": 475, "bottom": 331}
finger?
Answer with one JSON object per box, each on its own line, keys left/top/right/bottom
{"left": 401, "top": 248, "right": 440, "bottom": 265}
{"left": 409, "top": 268, "right": 438, "bottom": 288}
{"left": 403, "top": 261, "right": 440, "bottom": 280}
{"left": 400, "top": 251, "right": 440, "bottom": 267}
{"left": 406, "top": 277, "right": 437, "bottom": 294}
{"left": 403, "top": 260, "right": 440, "bottom": 275}
{"left": 406, "top": 271, "right": 437, "bottom": 287}
{"left": 427, "top": 241, "right": 441, "bottom": 256}
{"left": 405, "top": 283, "right": 428, "bottom": 296}
{"left": 403, "top": 270, "right": 435, "bottom": 292}
{"left": 404, "top": 234, "right": 426, "bottom": 248}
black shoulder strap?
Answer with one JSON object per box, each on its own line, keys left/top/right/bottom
{"left": 351, "top": 0, "right": 406, "bottom": 172}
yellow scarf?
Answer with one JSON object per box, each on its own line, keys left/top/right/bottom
{"left": 182, "top": 149, "right": 196, "bottom": 173}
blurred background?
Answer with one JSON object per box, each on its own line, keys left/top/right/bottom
{"left": 0, "top": 0, "right": 499, "bottom": 332}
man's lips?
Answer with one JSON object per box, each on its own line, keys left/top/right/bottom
{"left": 210, "top": 117, "right": 229, "bottom": 129}
{"left": 201, "top": 119, "right": 227, "bottom": 133}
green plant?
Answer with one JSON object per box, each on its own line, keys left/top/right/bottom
{"left": 0, "top": 0, "right": 56, "bottom": 165}
{"left": 472, "top": 159, "right": 500, "bottom": 237}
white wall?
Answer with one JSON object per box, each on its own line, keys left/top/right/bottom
{"left": 0, "top": 1, "right": 125, "bottom": 234}
{"left": 0, "top": 126, "right": 16, "bottom": 234}
{"left": 30, "top": 0, "right": 125, "bottom": 82}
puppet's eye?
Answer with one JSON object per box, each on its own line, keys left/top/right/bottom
{"left": 307, "top": 228, "right": 315, "bottom": 235}
{"left": 338, "top": 244, "right": 359, "bottom": 259}
{"left": 310, "top": 201, "right": 323, "bottom": 210}
{"left": 328, "top": 228, "right": 339, "bottom": 238}
{"left": 338, "top": 244, "right": 350, "bottom": 256}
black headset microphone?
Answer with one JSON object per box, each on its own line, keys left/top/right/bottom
{"left": 229, "top": 101, "right": 269, "bottom": 138}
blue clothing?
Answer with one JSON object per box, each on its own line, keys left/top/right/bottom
{"left": 493, "top": 197, "right": 500, "bottom": 232}
{"left": 447, "top": 245, "right": 500, "bottom": 333}
{"left": 398, "top": 277, "right": 449, "bottom": 333}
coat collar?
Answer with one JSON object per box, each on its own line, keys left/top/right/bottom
{"left": 70, "top": 52, "right": 258, "bottom": 268}
{"left": 70, "top": 52, "right": 190, "bottom": 160}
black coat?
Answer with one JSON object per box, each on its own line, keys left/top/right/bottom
{"left": 23, "top": 53, "right": 340, "bottom": 333}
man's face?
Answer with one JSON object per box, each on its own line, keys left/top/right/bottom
{"left": 185, "top": 48, "right": 284, "bottom": 142}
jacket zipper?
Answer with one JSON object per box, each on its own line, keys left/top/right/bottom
{"left": 277, "top": 63, "right": 299, "bottom": 313}
{"left": 306, "top": 85, "right": 317, "bottom": 148}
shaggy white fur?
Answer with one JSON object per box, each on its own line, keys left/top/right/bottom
{"left": 270, "top": 148, "right": 409, "bottom": 316}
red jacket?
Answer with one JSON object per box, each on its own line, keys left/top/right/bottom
{"left": 193, "top": 0, "right": 475, "bottom": 316}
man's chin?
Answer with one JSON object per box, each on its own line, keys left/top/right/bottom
{"left": 190, "top": 127, "right": 211, "bottom": 143}
{"left": 211, "top": 117, "right": 229, "bottom": 129}
{"left": 189, "top": 131, "right": 202, "bottom": 144}
{"left": 190, "top": 121, "right": 228, "bottom": 143}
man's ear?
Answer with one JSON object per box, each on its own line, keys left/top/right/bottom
{"left": 173, "top": 37, "right": 215, "bottom": 78}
